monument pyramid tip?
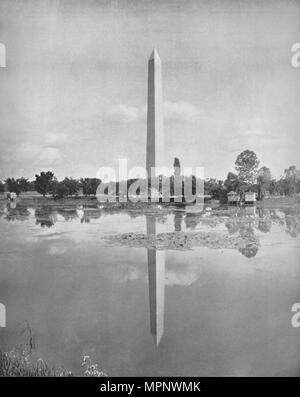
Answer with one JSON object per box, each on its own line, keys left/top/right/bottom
{"left": 152, "top": 331, "right": 163, "bottom": 346}
{"left": 149, "top": 48, "right": 160, "bottom": 61}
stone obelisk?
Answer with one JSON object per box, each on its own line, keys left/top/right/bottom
{"left": 146, "top": 48, "right": 164, "bottom": 180}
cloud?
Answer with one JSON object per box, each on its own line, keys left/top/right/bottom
{"left": 105, "top": 101, "right": 201, "bottom": 124}
{"left": 164, "top": 101, "right": 201, "bottom": 123}
{"left": 1, "top": 143, "right": 63, "bottom": 177}
{"left": 48, "top": 245, "right": 67, "bottom": 255}
{"left": 221, "top": 124, "right": 281, "bottom": 154}
{"left": 164, "top": 264, "right": 203, "bottom": 286}
{"left": 4, "top": 143, "right": 62, "bottom": 164}
{"left": 45, "top": 133, "right": 67, "bottom": 146}
{"left": 243, "top": 129, "right": 266, "bottom": 136}
{"left": 105, "top": 104, "right": 139, "bottom": 124}
{"left": 38, "top": 147, "right": 61, "bottom": 165}
{"left": 115, "top": 262, "right": 203, "bottom": 287}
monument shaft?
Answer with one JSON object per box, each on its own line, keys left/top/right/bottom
{"left": 146, "top": 49, "right": 164, "bottom": 179}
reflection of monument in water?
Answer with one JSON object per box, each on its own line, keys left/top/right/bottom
{"left": 146, "top": 215, "right": 165, "bottom": 345}
{"left": 0, "top": 303, "right": 6, "bottom": 327}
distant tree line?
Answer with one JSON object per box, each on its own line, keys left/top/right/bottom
{"left": 0, "top": 172, "right": 101, "bottom": 199}
{"left": 0, "top": 149, "right": 300, "bottom": 201}
{"left": 208, "top": 150, "right": 300, "bottom": 203}
{"left": 168, "top": 150, "right": 300, "bottom": 202}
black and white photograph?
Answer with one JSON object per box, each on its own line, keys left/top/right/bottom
{"left": 0, "top": 0, "right": 300, "bottom": 386}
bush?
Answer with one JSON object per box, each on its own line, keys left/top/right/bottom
{"left": 0, "top": 349, "right": 72, "bottom": 377}
{"left": 51, "top": 181, "right": 69, "bottom": 200}
{"left": 0, "top": 349, "right": 108, "bottom": 377}
{"left": 35, "top": 171, "right": 54, "bottom": 197}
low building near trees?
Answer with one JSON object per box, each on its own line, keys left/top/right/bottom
{"left": 244, "top": 192, "right": 256, "bottom": 205}
{"left": 227, "top": 191, "right": 240, "bottom": 204}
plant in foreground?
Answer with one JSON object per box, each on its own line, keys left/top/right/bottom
{"left": 0, "top": 348, "right": 108, "bottom": 377}
{"left": 82, "top": 355, "right": 108, "bottom": 377}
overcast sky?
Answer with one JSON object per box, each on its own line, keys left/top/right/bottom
{"left": 0, "top": 0, "right": 300, "bottom": 181}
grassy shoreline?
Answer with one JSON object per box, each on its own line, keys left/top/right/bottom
{"left": 1, "top": 193, "right": 299, "bottom": 209}
{"left": 256, "top": 196, "right": 300, "bottom": 209}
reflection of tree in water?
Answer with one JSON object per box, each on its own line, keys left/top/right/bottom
{"left": 80, "top": 205, "right": 101, "bottom": 223}
{"left": 269, "top": 209, "right": 285, "bottom": 226}
{"left": 156, "top": 214, "right": 168, "bottom": 224}
{"left": 184, "top": 212, "right": 219, "bottom": 231}
{"left": 238, "top": 222, "right": 260, "bottom": 258}
{"left": 174, "top": 211, "right": 184, "bottom": 232}
{"left": 225, "top": 219, "right": 240, "bottom": 235}
{"left": 127, "top": 211, "right": 142, "bottom": 219}
{"left": 225, "top": 215, "right": 260, "bottom": 257}
{"left": 256, "top": 208, "right": 272, "bottom": 233}
{"left": 283, "top": 209, "right": 300, "bottom": 238}
{"left": 0, "top": 201, "right": 6, "bottom": 218}
{"left": 35, "top": 206, "right": 57, "bottom": 228}
{"left": 56, "top": 205, "right": 78, "bottom": 222}
{"left": 128, "top": 209, "right": 168, "bottom": 224}
{"left": 255, "top": 208, "right": 300, "bottom": 237}
{"left": 184, "top": 213, "right": 201, "bottom": 230}
{"left": 4, "top": 203, "right": 30, "bottom": 222}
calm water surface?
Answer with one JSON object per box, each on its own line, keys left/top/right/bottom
{"left": 0, "top": 201, "right": 300, "bottom": 376}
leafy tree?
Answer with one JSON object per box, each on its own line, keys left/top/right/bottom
{"left": 51, "top": 180, "right": 69, "bottom": 199}
{"left": 90, "top": 178, "right": 101, "bottom": 194}
{"left": 80, "top": 178, "right": 101, "bottom": 196}
{"left": 27, "top": 180, "right": 36, "bottom": 191}
{"left": 80, "top": 178, "right": 88, "bottom": 196}
{"left": 16, "top": 177, "right": 30, "bottom": 193}
{"left": 5, "top": 178, "right": 21, "bottom": 195}
{"left": 61, "top": 177, "right": 80, "bottom": 196}
{"left": 35, "top": 206, "right": 56, "bottom": 228}
{"left": 256, "top": 166, "right": 272, "bottom": 200}
{"left": 0, "top": 181, "right": 4, "bottom": 193}
{"left": 283, "top": 165, "right": 300, "bottom": 196}
{"left": 224, "top": 172, "right": 240, "bottom": 192}
{"left": 80, "top": 178, "right": 91, "bottom": 196}
{"left": 235, "top": 150, "right": 259, "bottom": 186}
{"left": 268, "top": 179, "right": 277, "bottom": 196}
{"left": 204, "top": 178, "right": 224, "bottom": 199}
{"left": 275, "top": 177, "right": 286, "bottom": 196}
{"left": 35, "top": 171, "right": 54, "bottom": 196}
